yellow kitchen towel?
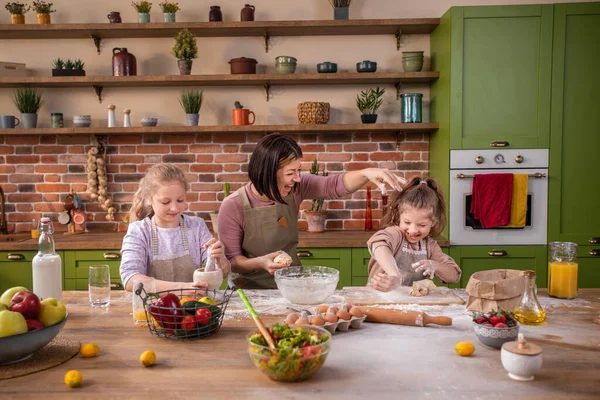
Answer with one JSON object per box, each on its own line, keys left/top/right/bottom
{"left": 501, "top": 174, "right": 528, "bottom": 228}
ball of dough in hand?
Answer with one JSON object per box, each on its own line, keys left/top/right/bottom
{"left": 273, "top": 251, "right": 293, "bottom": 266}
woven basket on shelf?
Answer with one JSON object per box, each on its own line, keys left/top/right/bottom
{"left": 297, "top": 102, "right": 330, "bottom": 124}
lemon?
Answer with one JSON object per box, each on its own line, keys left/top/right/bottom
{"left": 198, "top": 296, "right": 216, "bottom": 305}
{"left": 140, "top": 350, "right": 156, "bottom": 367}
{"left": 455, "top": 341, "right": 475, "bottom": 357}
{"left": 64, "top": 370, "right": 82, "bottom": 388}
{"left": 79, "top": 343, "right": 100, "bottom": 358}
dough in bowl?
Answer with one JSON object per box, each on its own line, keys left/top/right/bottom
{"left": 273, "top": 251, "right": 293, "bottom": 266}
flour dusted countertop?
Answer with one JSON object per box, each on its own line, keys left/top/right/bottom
{"left": 0, "top": 230, "right": 450, "bottom": 251}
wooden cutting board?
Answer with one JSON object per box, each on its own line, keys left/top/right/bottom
{"left": 342, "top": 286, "right": 465, "bottom": 306}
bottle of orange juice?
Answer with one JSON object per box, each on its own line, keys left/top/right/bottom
{"left": 548, "top": 241, "right": 578, "bottom": 299}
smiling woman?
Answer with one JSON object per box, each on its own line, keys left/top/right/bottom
{"left": 217, "top": 133, "right": 406, "bottom": 290}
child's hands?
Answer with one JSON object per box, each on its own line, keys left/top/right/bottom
{"left": 411, "top": 260, "right": 437, "bottom": 279}
{"left": 368, "top": 272, "right": 401, "bottom": 292}
{"left": 204, "top": 239, "right": 225, "bottom": 264}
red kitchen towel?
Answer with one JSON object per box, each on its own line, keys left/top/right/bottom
{"left": 470, "top": 173, "right": 514, "bottom": 228}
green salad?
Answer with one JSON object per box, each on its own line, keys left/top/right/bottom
{"left": 248, "top": 323, "right": 331, "bottom": 382}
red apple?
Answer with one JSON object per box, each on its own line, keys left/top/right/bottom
{"left": 9, "top": 290, "right": 41, "bottom": 319}
{"left": 26, "top": 319, "right": 44, "bottom": 331}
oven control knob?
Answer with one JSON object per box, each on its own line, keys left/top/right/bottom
{"left": 475, "top": 156, "right": 484, "bottom": 164}
{"left": 515, "top": 155, "right": 524, "bottom": 164}
{"left": 494, "top": 154, "right": 506, "bottom": 164}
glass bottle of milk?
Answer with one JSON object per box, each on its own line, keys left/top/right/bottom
{"left": 32, "top": 217, "right": 63, "bottom": 301}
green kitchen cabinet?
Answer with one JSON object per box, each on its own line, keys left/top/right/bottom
{"left": 449, "top": 246, "right": 547, "bottom": 288}
{"left": 63, "top": 250, "right": 124, "bottom": 290}
{"left": 548, "top": 2, "right": 600, "bottom": 277}
{"left": 0, "top": 251, "right": 36, "bottom": 294}
{"left": 297, "top": 248, "right": 352, "bottom": 289}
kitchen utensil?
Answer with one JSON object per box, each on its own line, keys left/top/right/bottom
{"left": 232, "top": 108, "right": 255, "bottom": 125}
{"left": 275, "top": 266, "right": 339, "bottom": 305}
{"left": 342, "top": 286, "right": 465, "bottom": 306}
{"left": 193, "top": 267, "right": 224, "bottom": 290}
{"left": 356, "top": 60, "right": 377, "bottom": 72}
{"left": 358, "top": 307, "right": 453, "bottom": 327}
{"left": 237, "top": 288, "right": 276, "bottom": 349}
{"left": 317, "top": 62, "right": 337, "bottom": 73}
{"left": 89, "top": 264, "right": 111, "bottom": 308}
{"left": 473, "top": 320, "right": 519, "bottom": 349}
{"left": 229, "top": 57, "right": 257, "bottom": 74}
{"left": 112, "top": 48, "right": 137, "bottom": 76}
{"left": 1, "top": 115, "right": 20, "bottom": 128}
{"left": 501, "top": 334, "right": 543, "bottom": 381}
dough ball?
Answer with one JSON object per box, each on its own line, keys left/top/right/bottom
{"left": 273, "top": 251, "right": 293, "bottom": 266}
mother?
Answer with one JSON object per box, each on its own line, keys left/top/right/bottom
{"left": 217, "top": 133, "right": 405, "bottom": 289}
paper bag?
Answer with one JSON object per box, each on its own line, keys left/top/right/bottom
{"left": 465, "top": 269, "right": 526, "bottom": 312}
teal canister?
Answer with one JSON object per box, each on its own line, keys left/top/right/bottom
{"left": 400, "top": 93, "right": 423, "bottom": 123}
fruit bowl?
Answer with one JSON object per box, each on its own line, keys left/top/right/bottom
{"left": 274, "top": 266, "right": 339, "bottom": 305}
{"left": 473, "top": 320, "right": 519, "bottom": 349}
{"left": 247, "top": 324, "right": 331, "bottom": 382}
{"left": 0, "top": 312, "right": 68, "bottom": 365}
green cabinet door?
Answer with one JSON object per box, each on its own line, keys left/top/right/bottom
{"left": 63, "top": 250, "right": 124, "bottom": 290}
{"left": 0, "top": 251, "right": 36, "bottom": 294}
{"left": 548, "top": 3, "right": 600, "bottom": 247}
{"left": 351, "top": 248, "right": 371, "bottom": 286}
{"left": 297, "top": 248, "right": 351, "bottom": 289}
{"left": 578, "top": 246, "right": 600, "bottom": 289}
{"left": 449, "top": 246, "right": 547, "bottom": 288}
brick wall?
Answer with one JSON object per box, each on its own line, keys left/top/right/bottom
{"left": 0, "top": 132, "right": 429, "bottom": 233}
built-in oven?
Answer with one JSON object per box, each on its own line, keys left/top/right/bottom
{"left": 449, "top": 149, "right": 548, "bottom": 245}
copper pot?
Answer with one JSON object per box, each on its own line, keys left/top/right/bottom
{"left": 229, "top": 57, "right": 257, "bottom": 74}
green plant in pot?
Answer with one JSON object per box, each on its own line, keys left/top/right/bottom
{"left": 132, "top": 1, "right": 152, "bottom": 23}
{"left": 52, "top": 58, "right": 86, "bottom": 76}
{"left": 159, "top": 1, "right": 179, "bottom": 22}
{"left": 172, "top": 28, "right": 198, "bottom": 75}
{"left": 12, "top": 87, "right": 43, "bottom": 128}
{"left": 304, "top": 159, "right": 329, "bottom": 233}
{"left": 179, "top": 88, "right": 203, "bottom": 126}
{"left": 209, "top": 182, "right": 230, "bottom": 239}
{"left": 31, "top": 0, "right": 54, "bottom": 24}
{"left": 5, "top": 2, "right": 30, "bottom": 24}
{"left": 328, "top": 0, "right": 351, "bottom": 20}
{"left": 356, "top": 86, "right": 385, "bottom": 124}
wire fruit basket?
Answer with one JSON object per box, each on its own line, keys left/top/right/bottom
{"left": 135, "top": 283, "right": 233, "bottom": 340}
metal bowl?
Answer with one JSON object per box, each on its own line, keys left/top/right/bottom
{"left": 317, "top": 62, "right": 337, "bottom": 73}
{"left": 274, "top": 266, "right": 339, "bottom": 305}
{"left": 0, "top": 312, "right": 68, "bottom": 365}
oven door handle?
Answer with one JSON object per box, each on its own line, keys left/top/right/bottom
{"left": 488, "top": 249, "right": 507, "bottom": 257}
{"left": 490, "top": 141, "right": 510, "bottom": 147}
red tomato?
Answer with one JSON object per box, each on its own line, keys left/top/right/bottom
{"left": 181, "top": 315, "right": 196, "bottom": 331}
{"left": 195, "top": 307, "right": 212, "bottom": 325}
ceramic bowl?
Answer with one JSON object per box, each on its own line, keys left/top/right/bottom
{"left": 275, "top": 56, "right": 297, "bottom": 65}
{"left": 401, "top": 51, "right": 425, "bottom": 59}
{"left": 501, "top": 343, "right": 543, "bottom": 381}
{"left": 274, "top": 266, "right": 339, "bottom": 305}
{"left": 275, "top": 63, "right": 297, "bottom": 74}
{"left": 72, "top": 115, "right": 91, "bottom": 128}
{"left": 193, "top": 267, "right": 224, "bottom": 290}
{"left": 141, "top": 117, "right": 158, "bottom": 127}
{"left": 473, "top": 321, "right": 520, "bottom": 349}
{"left": 356, "top": 60, "right": 377, "bottom": 73}
{"left": 402, "top": 58, "right": 424, "bottom": 72}
{"left": 0, "top": 312, "right": 68, "bottom": 365}
{"left": 317, "top": 62, "right": 337, "bottom": 73}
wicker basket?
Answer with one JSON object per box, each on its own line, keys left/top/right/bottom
{"left": 297, "top": 102, "right": 330, "bottom": 124}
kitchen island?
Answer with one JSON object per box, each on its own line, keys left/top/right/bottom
{"left": 0, "top": 290, "right": 599, "bottom": 399}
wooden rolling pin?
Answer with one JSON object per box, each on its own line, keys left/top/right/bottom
{"left": 358, "top": 307, "right": 452, "bottom": 327}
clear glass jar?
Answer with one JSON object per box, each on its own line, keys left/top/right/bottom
{"left": 513, "top": 270, "right": 546, "bottom": 325}
{"left": 548, "top": 241, "right": 578, "bottom": 299}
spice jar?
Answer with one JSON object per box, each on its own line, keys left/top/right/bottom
{"left": 513, "top": 270, "right": 546, "bottom": 325}
{"left": 548, "top": 241, "right": 578, "bottom": 299}
{"left": 51, "top": 113, "right": 63, "bottom": 128}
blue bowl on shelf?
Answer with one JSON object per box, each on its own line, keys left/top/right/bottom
{"left": 356, "top": 60, "right": 377, "bottom": 73}
{"left": 317, "top": 62, "right": 337, "bottom": 73}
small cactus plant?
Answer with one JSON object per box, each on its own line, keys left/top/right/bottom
{"left": 52, "top": 58, "right": 64, "bottom": 70}
{"left": 234, "top": 101, "right": 244, "bottom": 109}
{"left": 308, "top": 159, "right": 328, "bottom": 212}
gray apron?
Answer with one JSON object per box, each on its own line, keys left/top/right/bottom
{"left": 148, "top": 216, "right": 196, "bottom": 282}
{"left": 229, "top": 186, "right": 300, "bottom": 289}
{"left": 368, "top": 239, "right": 428, "bottom": 286}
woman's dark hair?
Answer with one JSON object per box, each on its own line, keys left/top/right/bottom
{"left": 248, "top": 133, "right": 303, "bottom": 204}
{"left": 381, "top": 177, "right": 447, "bottom": 237}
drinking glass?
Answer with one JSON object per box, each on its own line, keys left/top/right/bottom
{"left": 89, "top": 265, "right": 111, "bottom": 307}
{"left": 132, "top": 276, "right": 155, "bottom": 326}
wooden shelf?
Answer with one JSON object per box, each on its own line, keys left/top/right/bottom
{"left": 0, "top": 19, "right": 440, "bottom": 40}
{"left": 0, "top": 123, "right": 439, "bottom": 136}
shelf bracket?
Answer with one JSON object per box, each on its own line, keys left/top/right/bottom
{"left": 264, "top": 83, "right": 270, "bottom": 102}
{"left": 90, "top": 34, "right": 102, "bottom": 55}
{"left": 92, "top": 85, "right": 104, "bottom": 103}
{"left": 263, "top": 32, "right": 270, "bottom": 53}
{"left": 395, "top": 30, "right": 404, "bottom": 51}
{"left": 394, "top": 82, "right": 402, "bottom": 100}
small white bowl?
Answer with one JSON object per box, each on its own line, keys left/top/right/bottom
{"left": 193, "top": 268, "right": 223, "bottom": 290}
{"left": 141, "top": 117, "right": 158, "bottom": 127}
{"left": 500, "top": 334, "right": 543, "bottom": 381}
{"left": 73, "top": 115, "right": 91, "bottom": 127}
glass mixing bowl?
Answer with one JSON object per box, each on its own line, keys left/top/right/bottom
{"left": 274, "top": 266, "right": 339, "bottom": 305}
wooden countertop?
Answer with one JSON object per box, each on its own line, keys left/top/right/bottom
{"left": 0, "top": 230, "right": 450, "bottom": 251}
{"left": 1, "top": 290, "right": 598, "bottom": 399}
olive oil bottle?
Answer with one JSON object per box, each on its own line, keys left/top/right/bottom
{"left": 513, "top": 270, "right": 546, "bottom": 325}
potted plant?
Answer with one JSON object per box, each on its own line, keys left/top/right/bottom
{"left": 31, "top": 1, "right": 54, "bottom": 24}
{"left": 328, "top": 0, "right": 351, "bottom": 20}
{"left": 209, "top": 182, "right": 230, "bottom": 238}
{"left": 132, "top": 1, "right": 152, "bottom": 23}
{"left": 5, "top": 2, "right": 29, "bottom": 24}
{"left": 159, "top": 1, "right": 179, "bottom": 23}
{"left": 12, "top": 87, "right": 43, "bottom": 128}
{"left": 172, "top": 28, "right": 197, "bottom": 75}
{"left": 179, "top": 89, "right": 203, "bottom": 126}
{"left": 303, "top": 159, "right": 329, "bottom": 233}
{"left": 52, "top": 58, "right": 86, "bottom": 76}
{"left": 356, "top": 86, "right": 385, "bottom": 124}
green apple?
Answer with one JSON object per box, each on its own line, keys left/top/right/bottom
{"left": 38, "top": 297, "right": 67, "bottom": 327}
{"left": 0, "top": 303, "right": 7, "bottom": 312}
{"left": 0, "top": 310, "right": 28, "bottom": 338}
{"left": 0, "top": 286, "right": 29, "bottom": 306}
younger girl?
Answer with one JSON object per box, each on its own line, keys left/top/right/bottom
{"left": 120, "top": 164, "right": 230, "bottom": 292}
{"left": 367, "top": 177, "right": 461, "bottom": 292}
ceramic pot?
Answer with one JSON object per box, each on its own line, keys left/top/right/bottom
{"left": 141, "top": 117, "right": 158, "bottom": 127}
{"left": 137, "top": 12, "right": 150, "bottom": 23}
{"left": 402, "top": 59, "right": 424, "bottom": 72}
{"left": 361, "top": 114, "right": 378, "bottom": 124}
{"left": 356, "top": 60, "right": 377, "bottom": 73}
{"left": 334, "top": 7, "right": 349, "bottom": 20}
{"left": 317, "top": 62, "right": 337, "bottom": 73}
{"left": 304, "top": 211, "right": 328, "bottom": 233}
{"left": 107, "top": 12, "right": 121, "bottom": 23}
{"left": 500, "top": 335, "right": 543, "bottom": 381}
{"left": 186, "top": 113, "right": 199, "bottom": 126}
{"left": 73, "top": 115, "right": 91, "bottom": 128}
{"left": 275, "top": 64, "right": 296, "bottom": 74}
{"left": 11, "top": 14, "right": 25, "bottom": 24}
{"left": 241, "top": 4, "right": 255, "bottom": 21}
{"left": 112, "top": 48, "right": 137, "bottom": 76}
{"left": 164, "top": 13, "right": 176, "bottom": 23}
{"left": 21, "top": 113, "right": 38, "bottom": 128}
{"left": 178, "top": 59, "right": 192, "bottom": 75}
{"left": 193, "top": 268, "right": 223, "bottom": 290}
{"left": 36, "top": 13, "right": 50, "bottom": 24}
{"left": 229, "top": 57, "right": 258, "bottom": 74}
{"left": 209, "top": 6, "right": 223, "bottom": 21}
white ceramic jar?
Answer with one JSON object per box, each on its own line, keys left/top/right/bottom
{"left": 500, "top": 334, "right": 543, "bottom": 381}
{"left": 193, "top": 268, "right": 223, "bottom": 290}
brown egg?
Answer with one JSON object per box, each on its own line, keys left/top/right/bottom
{"left": 345, "top": 302, "right": 354, "bottom": 310}
{"left": 349, "top": 306, "right": 364, "bottom": 318}
{"left": 284, "top": 313, "right": 299, "bottom": 325}
{"left": 296, "top": 316, "right": 309, "bottom": 325}
{"left": 336, "top": 310, "right": 352, "bottom": 321}
{"left": 324, "top": 312, "right": 338, "bottom": 323}
{"left": 328, "top": 306, "right": 339, "bottom": 315}
{"left": 315, "top": 305, "right": 329, "bottom": 313}
{"left": 310, "top": 314, "right": 326, "bottom": 326}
